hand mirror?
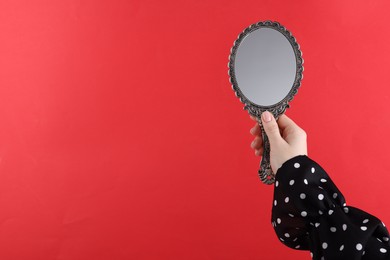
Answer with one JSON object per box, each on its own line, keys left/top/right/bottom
{"left": 228, "top": 21, "right": 304, "bottom": 185}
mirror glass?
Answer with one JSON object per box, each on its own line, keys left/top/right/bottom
{"left": 234, "top": 28, "right": 297, "bottom": 106}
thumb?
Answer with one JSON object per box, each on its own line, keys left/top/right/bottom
{"left": 261, "top": 111, "right": 283, "bottom": 146}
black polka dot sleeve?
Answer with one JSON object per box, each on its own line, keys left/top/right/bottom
{"left": 271, "top": 155, "right": 390, "bottom": 260}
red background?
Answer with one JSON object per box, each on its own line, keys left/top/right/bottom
{"left": 1, "top": 0, "right": 390, "bottom": 259}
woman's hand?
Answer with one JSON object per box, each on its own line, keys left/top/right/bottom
{"left": 250, "top": 111, "right": 308, "bottom": 174}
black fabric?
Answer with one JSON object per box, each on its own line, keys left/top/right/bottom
{"left": 271, "top": 155, "right": 390, "bottom": 260}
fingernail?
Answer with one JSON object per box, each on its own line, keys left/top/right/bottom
{"left": 255, "top": 150, "right": 260, "bottom": 156}
{"left": 262, "top": 111, "right": 272, "bottom": 123}
{"left": 250, "top": 128, "right": 254, "bottom": 134}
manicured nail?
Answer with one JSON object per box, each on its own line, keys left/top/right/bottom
{"left": 262, "top": 111, "right": 272, "bottom": 123}
{"left": 251, "top": 140, "right": 255, "bottom": 148}
{"left": 255, "top": 150, "right": 260, "bottom": 156}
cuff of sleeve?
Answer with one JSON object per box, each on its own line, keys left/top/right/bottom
{"left": 273, "top": 155, "right": 346, "bottom": 218}
{"left": 275, "top": 155, "right": 311, "bottom": 183}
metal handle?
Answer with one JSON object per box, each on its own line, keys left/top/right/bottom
{"left": 258, "top": 122, "right": 275, "bottom": 185}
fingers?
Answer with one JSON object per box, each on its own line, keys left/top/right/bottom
{"left": 249, "top": 117, "right": 263, "bottom": 156}
{"left": 251, "top": 138, "right": 263, "bottom": 157}
{"left": 251, "top": 136, "right": 263, "bottom": 150}
{"left": 250, "top": 112, "right": 307, "bottom": 159}
{"left": 261, "top": 111, "right": 283, "bottom": 146}
{"left": 250, "top": 122, "right": 261, "bottom": 136}
{"left": 250, "top": 120, "right": 263, "bottom": 156}
{"left": 255, "top": 148, "right": 263, "bottom": 157}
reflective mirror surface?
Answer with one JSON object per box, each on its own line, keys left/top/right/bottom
{"left": 234, "top": 27, "right": 296, "bottom": 106}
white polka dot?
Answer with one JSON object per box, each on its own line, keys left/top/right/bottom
{"left": 294, "top": 163, "right": 300, "bottom": 168}
{"left": 288, "top": 213, "right": 294, "bottom": 217}
{"left": 289, "top": 180, "right": 295, "bottom": 185}
{"left": 304, "top": 179, "right": 308, "bottom": 185}
{"left": 343, "top": 203, "right": 347, "bottom": 206}
{"left": 342, "top": 224, "right": 347, "bottom": 231}
{"left": 361, "top": 226, "right": 367, "bottom": 231}
{"left": 300, "top": 193, "right": 306, "bottom": 199}
{"left": 320, "top": 178, "right": 327, "bottom": 183}
{"left": 330, "top": 227, "right": 337, "bottom": 232}
{"left": 275, "top": 181, "right": 279, "bottom": 187}
{"left": 340, "top": 245, "right": 344, "bottom": 251}
{"left": 380, "top": 248, "right": 387, "bottom": 253}
{"left": 280, "top": 237, "right": 284, "bottom": 242}
{"left": 293, "top": 237, "right": 298, "bottom": 242}
{"left": 333, "top": 193, "right": 338, "bottom": 199}
{"left": 378, "top": 238, "right": 383, "bottom": 243}
{"left": 322, "top": 242, "right": 328, "bottom": 249}
{"left": 318, "top": 186, "right": 324, "bottom": 190}
{"left": 383, "top": 222, "right": 386, "bottom": 227}
{"left": 274, "top": 200, "right": 277, "bottom": 206}
{"left": 363, "top": 251, "right": 365, "bottom": 255}
{"left": 277, "top": 218, "right": 281, "bottom": 224}
{"left": 295, "top": 245, "right": 300, "bottom": 249}
{"left": 315, "top": 223, "right": 320, "bottom": 228}
{"left": 328, "top": 210, "right": 334, "bottom": 215}
{"left": 311, "top": 167, "right": 315, "bottom": 173}
{"left": 319, "top": 210, "right": 323, "bottom": 215}
{"left": 383, "top": 237, "right": 389, "bottom": 242}
{"left": 301, "top": 211, "right": 307, "bottom": 217}
{"left": 310, "top": 252, "right": 313, "bottom": 257}
{"left": 285, "top": 197, "right": 289, "bottom": 203}
{"left": 318, "top": 194, "right": 324, "bottom": 200}
{"left": 344, "top": 207, "right": 349, "bottom": 213}
{"left": 285, "top": 233, "right": 290, "bottom": 238}
{"left": 356, "top": 243, "right": 363, "bottom": 251}
{"left": 363, "top": 219, "right": 369, "bottom": 224}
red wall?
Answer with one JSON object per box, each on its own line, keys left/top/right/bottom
{"left": 1, "top": 0, "right": 390, "bottom": 259}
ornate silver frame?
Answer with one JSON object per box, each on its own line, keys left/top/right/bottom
{"left": 228, "top": 20, "right": 304, "bottom": 185}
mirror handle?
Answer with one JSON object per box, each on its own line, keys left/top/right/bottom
{"left": 258, "top": 123, "right": 275, "bottom": 185}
